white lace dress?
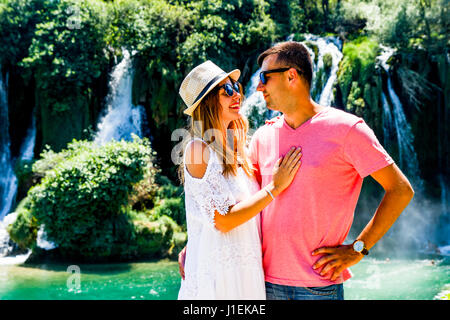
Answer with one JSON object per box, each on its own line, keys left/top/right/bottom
{"left": 178, "top": 139, "right": 266, "bottom": 300}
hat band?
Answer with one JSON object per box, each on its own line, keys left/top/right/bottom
{"left": 192, "top": 72, "right": 227, "bottom": 105}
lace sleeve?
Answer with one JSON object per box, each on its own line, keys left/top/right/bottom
{"left": 184, "top": 140, "right": 237, "bottom": 229}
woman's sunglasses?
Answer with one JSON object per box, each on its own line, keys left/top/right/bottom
{"left": 259, "top": 67, "right": 302, "bottom": 85}
{"left": 216, "top": 81, "right": 241, "bottom": 97}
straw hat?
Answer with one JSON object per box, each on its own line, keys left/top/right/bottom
{"left": 179, "top": 60, "right": 240, "bottom": 116}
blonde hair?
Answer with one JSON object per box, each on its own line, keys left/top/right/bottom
{"left": 178, "top": 80, "right": 254, "bottom": 184}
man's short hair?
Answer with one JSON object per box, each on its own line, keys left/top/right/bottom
{"left": 257, "top": 41, "right": 313, "bottom": 89}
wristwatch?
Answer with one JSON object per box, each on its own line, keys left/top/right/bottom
{"left": 352, "top": 240, "right": 369, "bottom": 255}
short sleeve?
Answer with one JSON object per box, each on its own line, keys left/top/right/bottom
{"left": 184, "top": 141, "right": 237, "bottom": 228}
{"left": 343, "top": 120, "right": 394, "bottom": 178}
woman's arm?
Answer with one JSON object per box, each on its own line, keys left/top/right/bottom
{"left": 213, "top": 180, "right": 279, "bottom": 232}
{"left": 186, "top": 141, "right": 302, "bottom": 232}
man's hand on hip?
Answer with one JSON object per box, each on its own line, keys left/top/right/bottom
{"left": 311, "top": 245, "right": 363, "bottom": 281}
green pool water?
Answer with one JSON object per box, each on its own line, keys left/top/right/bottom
{"left": 0, "top": 257, "right": 448, "bottom": 300}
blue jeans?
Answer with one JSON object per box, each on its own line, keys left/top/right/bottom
{"left": 265, "top": 282, "right": 344, "bottom": 300}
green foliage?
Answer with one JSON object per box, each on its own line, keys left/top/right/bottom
{"left": 26, "top": 136, "right": 160, "bottom": 260}
{"left": 16, "top": 0, "right": 110, "bottom": 106}
{"left": 337, "top": 0, "right": 448, "bottom": 55}
{"left": 128, "top": 214, "right": 177, "bottom": 259}
{"left": 154, "top": 174, "right": 184, "bottom": 199}
{"left": 120, "top": 0, "right": 276, "bottom": 130}
{"left": 0, "top": 0, "right": 47, "bottom": 68}
{"left": 285, "top": 0, "right": 333, "bottom": 35}
{"left": 7, "top": 197, "right": 38, "bottom": 250}
{"left": 9, "top": 136, "right": 187, "bottom": 261}
{"left": 0, "top": 0, "right": 113, "bottom": 153}
{"left": 323, "top": 53, "right": 333, "bottom": 72}
{"left": 337, "top": 37, "right": 379, "bottom": 110}
{"left": 304, "top": 41, "right": 319, "bottom": 65}
{"left": 346, "top": 81, "right": 365, "bottom": 114}
{"left": 335, "top": 36, "right": 385, "bottom": 139}
{"left": 13, "top": 159, "right": 39, "bottom": 203}
{"left": 124, "top": 208, "right": 185, "bottom": 259}
{"left": 150, "top": 197, "right": 186, "bottom": 229}
{"left": 14, "top": 159, "right": 35, "bottom": 186}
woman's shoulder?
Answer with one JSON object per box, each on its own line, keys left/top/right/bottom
{"left": 184, "top": 138, "right": 214, "bottom": 179}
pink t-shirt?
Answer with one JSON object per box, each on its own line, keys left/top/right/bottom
{"left": 248, "top": 107, "right": 394, "bottom": 287}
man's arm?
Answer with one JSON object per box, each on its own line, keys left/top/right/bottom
{"left": 312, "top": 163, "right": 414, "bottom": 281}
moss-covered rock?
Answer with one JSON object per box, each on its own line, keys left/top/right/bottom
{"left": 323, "top": 53, "right": 333, "bottom": 73}
{"left": 336, "top": 36, "right": 384, "bottom": 137}
{"left": 337, "top": 37, "right": 378, "bottom": 106}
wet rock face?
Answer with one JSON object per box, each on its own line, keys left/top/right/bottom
{"left": 6, "top": 69, "right": 35, "bottom": 160}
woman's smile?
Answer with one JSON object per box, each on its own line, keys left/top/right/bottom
{"left": 230, "top": 102, "right": 240, "bottom": 110}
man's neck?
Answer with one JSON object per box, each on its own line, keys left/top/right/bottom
{"left": 283, "top": 99, "right": 325, "bottom": 130}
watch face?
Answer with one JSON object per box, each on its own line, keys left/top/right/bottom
{"left": 354, "top": 240, "right": 364, "bottom": 252}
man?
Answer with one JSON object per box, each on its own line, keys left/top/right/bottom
{"left": 179, "top": 41, "right": 414, "bottom": 300}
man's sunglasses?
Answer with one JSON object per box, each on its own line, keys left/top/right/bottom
{"left": 216, "top": 81, "right": 241, "bottom": 97}
{"left": 259, "top": 67, "right": 302, "bottom": 85}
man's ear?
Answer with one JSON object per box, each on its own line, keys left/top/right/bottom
{"left": 288, "top": 68, "right": 301, "bottom": 83}
{"left": 287, "top": 68, "right": 295, "bottom": 81}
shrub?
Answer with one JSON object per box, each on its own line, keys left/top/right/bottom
{"left": 27, "top": 136, "right": 157, "bottom": 260}
{"left": 7, "top": 197, "right": 38, "bottom": 250}
{"left": 129, "top": 215, "right": 175, "bottom": 259}
{"left": 150, "top": 197, "right": 186, "bottom": 229}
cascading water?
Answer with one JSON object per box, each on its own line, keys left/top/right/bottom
{"left": 374, "top": 46, "right": 438, "bottom": 254}
{"left": 0, "top": 70, "right": 37, "bottom": 261}
{"left": 303, "top": 34, "right": 343, "bottom": 107}
{"left": 19, "top": 111, "right": 36, "bottom": 162}
{"left": 94, "top": 49, "right": 146, "bottom": 145}
{"left": 381, "top": 93, "right": 395, "bottom": 150}
{"left": 378, "top": 46, "right": 423, "bottom": 191}
{"left": 0, "top": 69, "right": 17, "bottom": 221}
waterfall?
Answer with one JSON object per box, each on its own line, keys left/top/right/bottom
{"left": 373, "top": 46, "right": 436, "bottom": 254}
{"left": 241, "top": 34, "right": 342, "bottom": 128}
{"left": 94, "top": 49, "right": 145, "bottom": 145}
{"left": 303, "top": 34, "right": 343, "bottom": 107}
{"left": 381, "top": 93, "right": 395, "bottom": 150}
{"left": 19, "top": 111, "right": 36, "bottom": 162}
{"left": 0, "top": 69, "right": 37, "bottom": 260}
{"left": 378, "top": 46, "right": 423, "bottom": 190}
{"left": 0, "top": 69, "right": 17, "bottom": 221}
{"left": 0, "top": 72, "right": 35, "bottom": 221}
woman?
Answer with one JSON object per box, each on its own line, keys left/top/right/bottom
{"left": 177, "top": 60, "right": 302, "bottom": 299}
